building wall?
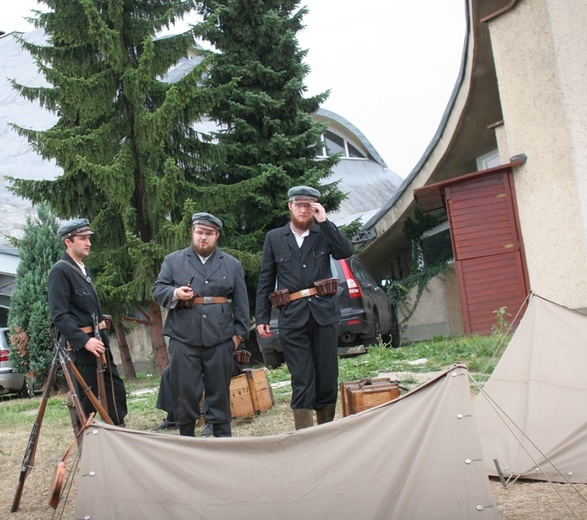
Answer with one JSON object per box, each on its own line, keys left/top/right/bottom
{"left": 489, "top": 0, "right": 587, "bottom": 310}
{"left": 109, "top": 321, "right": 157, "bottom": 374}
{"left": 399, "top": 266, "right": 464, "bottom": 343}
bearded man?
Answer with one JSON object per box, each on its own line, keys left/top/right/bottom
{"left": 255, "top": 186, "right": 354, "bottom": 429}
{"left": 152, "top": 213, "right": 249, "bottom": 437}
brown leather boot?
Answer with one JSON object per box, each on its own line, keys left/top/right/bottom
{"left": 316, "top": 404, "right": 336, "bottom": 425}
{"left": 292, "top": 409, "right": 314, "bottom": 430}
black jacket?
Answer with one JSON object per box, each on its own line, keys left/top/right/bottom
{"left": 255, "top": 219, "right": 354, "bottom": 329}
{"left": 48, "top": 253, "right": 107, "bottom": 364}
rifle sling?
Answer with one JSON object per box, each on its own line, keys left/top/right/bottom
{"left": 56, "top": 259, "right": 98, "bottom": 296}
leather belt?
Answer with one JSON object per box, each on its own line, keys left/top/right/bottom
{"left": 192, "top": 296, "right": 229, "bottom": 305}
{"left": 80, "top": 321, "right": 107, "bottom": 334}
{"left": 289, "top": 287, "right": 319, "bottom": 302}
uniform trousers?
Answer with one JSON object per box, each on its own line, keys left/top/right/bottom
{"left": 76, "top": 358, "right": 127, "bottom": 426}
{"left": 169, "top": 338, "right": 234, "bottom": 426}
{"left": 279, "top": 314, "right": 338, "bottom": 410}
{"left": 157, "top": 359, "right": 243, "bottom": 420}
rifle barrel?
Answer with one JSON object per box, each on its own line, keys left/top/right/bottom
{"left": 11, "top": 356, "right": 59, "bottom": 512}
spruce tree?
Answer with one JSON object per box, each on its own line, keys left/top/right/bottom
{"left": 6, "top": 0, "right": 243, "bottom": 374}
{"left": 7, "top": 204, "right": 62, "bottom": 385}
{"left": 194, "top": 0, "right": 345, "bottom": 253}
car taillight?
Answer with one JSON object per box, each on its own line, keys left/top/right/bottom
{"left": 340, "top": 260, "right": 362, "bottom": 299}
{"left": 0, "top": 349, "right": 9, "bottom": 362}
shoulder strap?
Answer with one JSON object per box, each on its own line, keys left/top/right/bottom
{"left": 56, "top": 259, "right": 98, "bottom": 295}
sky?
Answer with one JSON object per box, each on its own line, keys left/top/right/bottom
{"left": 2, "top": 0, "right": 466, "bottom": 178}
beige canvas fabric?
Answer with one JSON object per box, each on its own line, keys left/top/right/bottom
{"left": 474, "top": 294, "right": 587, "bottom": 483}
{"left": 74, "top": 365, "right": 496, "bottom": 519}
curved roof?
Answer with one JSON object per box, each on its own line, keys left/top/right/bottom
{"left": 358, "top": 0, "right": 505, "bottom": 260}
{"left": 316, "top": 108, "right": 388, "bottom": 168}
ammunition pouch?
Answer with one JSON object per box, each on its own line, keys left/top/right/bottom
{"left": 268, "top": 289, "right": 290, "bottom": 309}
{"left": 177, "top": 294, "right": 197, "bottom": 309}
{"left": 234, "top": 348, "right": 252, "bottom": 365}
{"left": 313, "top": 277, "right": 339, "bottom": 296}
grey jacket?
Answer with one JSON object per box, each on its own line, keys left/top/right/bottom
{"left": 152, "top": 246, "right": 249, "bottom": 347}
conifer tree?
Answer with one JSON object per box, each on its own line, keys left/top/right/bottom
{"left": 6, "top": 0, "right": 259, "bottom": 374}
{"left": 194, "top": 0, "right": 345, "bottom": 253}
{"left": 7, "top": 204, "right": 62, "bottom": 385}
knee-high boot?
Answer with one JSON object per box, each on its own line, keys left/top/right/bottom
{"left": 316, "top": 404, "right": 336, "bottom": 425}
{"left": 292, "top": 409, "right": 313, "bottom": 430}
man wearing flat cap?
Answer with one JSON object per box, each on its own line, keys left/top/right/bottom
{"left": 152, "top": 213, "right": 250, "bottom": 437}
{"left": 48, "top": 218, "right": 128, "bottom": 425}
{"left": 256, "top": 186, "right": 354, "bottom": 429}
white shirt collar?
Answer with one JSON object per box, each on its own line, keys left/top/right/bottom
{"left": 290, "top": 225, "right": 310, "bottom": 247}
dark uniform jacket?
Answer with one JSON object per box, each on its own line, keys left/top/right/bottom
{"left": 48, "top": 253, "right": 107, "bottom": 365}
{"left": 152, "top": 246, "right": 249, "bottom": 346}
{"left": 255, "top": 220, "right": 354, "bottom": 330}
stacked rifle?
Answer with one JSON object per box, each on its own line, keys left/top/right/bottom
{"left": 10, "top": 323, "right": 113, "bottom": 513}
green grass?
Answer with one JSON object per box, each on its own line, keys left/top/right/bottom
{"left": 268, "top": 332, "right": 510, "bottom": 385}
{"left": 0, "top": 333, "right": 510, "bottom": 431}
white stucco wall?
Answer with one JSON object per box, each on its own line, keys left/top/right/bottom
{"left": 400, "top": 266, "right": 464, "bottom": 343}
{"left": 488, "top": 0, "right": 587, "bottom": 309}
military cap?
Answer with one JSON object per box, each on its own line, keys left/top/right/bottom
{"left": 191, "top": 212, "right": 222, "bottom": 230}
{"left": 287, "top": 185, "right": 321, "bottom": 201}
{"left": 57, "top": 218, "right": 94, "bottom": 239}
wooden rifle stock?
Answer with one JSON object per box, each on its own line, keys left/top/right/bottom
{"left": 57, "top": 347, "right": 114, "bottom": 425}
{"left": 92, "top": 314, "right": 109, "bottom": 417}
{"left": 61, "top": 356, "right": 87, "bottom": 439}
{"left": 11, "top": 356, "right": 59, "bottom": 512}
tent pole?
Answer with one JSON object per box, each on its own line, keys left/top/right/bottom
{"left": 493, "top": 458, "right": 508, "bottom": 488}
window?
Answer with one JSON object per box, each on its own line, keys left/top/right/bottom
{"left": 319, "top": 130, "right": 367, "bottom": 159}
{"left": 421, "top": 221, "right": 453, "bottom": 266}
{"left": 476, "top": 149, "right": 500, "bottom": 171}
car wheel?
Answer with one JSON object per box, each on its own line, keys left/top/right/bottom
{"left": 389, "top": 315, "right": 400, "bottom": 349}
{"left": 363, "top": 316, "right": 380, "bottom": 347}
{"left": 17, "top": 378, "right": 34, "bottom": 398}
{"left": 262, "top": 350, "right": 285, "bottom": 370}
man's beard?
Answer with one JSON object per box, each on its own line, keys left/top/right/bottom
{"left": 194, "top": 243, "right": 215, "bottom": 257}
{"left": 290, "top": 212, "right": 314, "bottom": 231}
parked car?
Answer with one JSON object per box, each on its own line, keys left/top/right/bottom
{"left": 256, "top": 256, "right": 400, "bottom": 368}
{"left": 0, "top": 327, "right": 34, "bottom": 398}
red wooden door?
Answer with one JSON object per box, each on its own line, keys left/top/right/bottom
{"left": 446, "top": 171, "right": 529, "bottom": 334}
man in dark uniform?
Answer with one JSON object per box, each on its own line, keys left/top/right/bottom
{"left": 256, "top": 186, "right": 354, "bottom": 429}
{"left": 48, "top": 218, "right": 127, "bottom": 426}
{"left": 152, "top": 213, "right": 250, "bottom": 437}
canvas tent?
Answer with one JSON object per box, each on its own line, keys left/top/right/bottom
{"left": 74, "top": 365, "right": 497, "bottom": 519}
{"left": 474, "top": 294, "right": 587, "bottom": 483}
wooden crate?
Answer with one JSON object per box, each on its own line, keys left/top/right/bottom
{"left": 230, "top": 368, "right": 274, "bottom": 418}
{"left": 340, "top": 378, "right": 400, "bottom": 417}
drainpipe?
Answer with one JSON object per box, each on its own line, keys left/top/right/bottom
{"left": 480, "top": 0, "right": 522, "bottom": 23}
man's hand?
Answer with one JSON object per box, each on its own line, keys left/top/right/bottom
{"left": 84, "top": 337, "right": 105, "bottom": 358}
{"left": 175, "top": 285, "right": 194, "bottom": 301}
{"left": 232, "top": 335, "right": 242, "bottom": 350}
{"left": 310, "top": 202, "right": 327, "bottom": 223}
{"left": 256, "top": 323, "right": 271, "bottom": 337}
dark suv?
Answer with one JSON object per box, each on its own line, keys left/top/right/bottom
{"left": 256, "top": 256, "right": 399, "bottom": 368}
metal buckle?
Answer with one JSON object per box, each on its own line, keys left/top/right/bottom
{"left": 300, "top": 289, "right": 311, "bottom": 297}
{"left": 203, "top": 296, "right": 213, "bottom": 304}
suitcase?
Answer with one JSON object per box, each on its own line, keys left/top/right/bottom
{"left": 230, "top": 368, "right": 274, "bottom": 418}
{"left": 340, "top": 377, "right": 401, "bottom": 417}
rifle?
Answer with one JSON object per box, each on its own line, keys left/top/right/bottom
{"left": 56, "top": 344, "right": 113, "bottom": 425}
{"left": 11, "top": 333, "right": 113, "bottom": 512}
{"left": 11, "top": 355, "right": 59, "bottom": 512}
{"left": 92, "top": 313, "right": 109, "bottom": 417}
{"left": 61, "top": 356, "right": 87, "bottom": 440}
